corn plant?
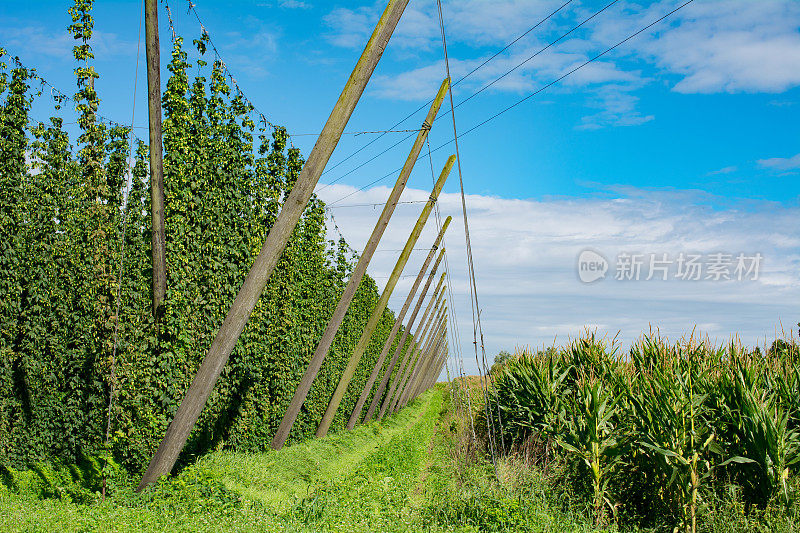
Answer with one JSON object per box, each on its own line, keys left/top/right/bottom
{"left": 556, "top": 376, "right": 626, "bottom": 526}
{"left": 489, "top": 331, "right": 800, "bottom": 531}
{"left": 723, "top": 365, "right": 800, "bottom": 506}
{"left": 493, "top": 348, "right": 570, "bottom": 449}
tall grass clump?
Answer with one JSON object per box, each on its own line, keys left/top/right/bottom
{"left": 489, "top": 331, "right": 800, "bottom": 532}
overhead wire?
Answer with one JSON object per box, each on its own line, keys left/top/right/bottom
{"left": 292, "top": 128, "right": 423, "bottom": 137}
{"left": 168, "top": 0, "right": 294, "bottom": 148}
{"left": 435, "top": 0, "right": 502, "bottom": 469}
{"left": 425, "top": 134, "right": 477, "bottom": 445}
{"left": 327, "top": 0, "right": 695, "bottom": 206}
{"left": 323, "top": 0, "right": 623, "bottom": 205}
{"left": 103, "top": 0, "right": 145, "bottom": 501}
{"left": 0, "top": 47, "right": 147, "bottom": 143}
{"left": 316, "top": 0, "right": 575, "bottom": 186}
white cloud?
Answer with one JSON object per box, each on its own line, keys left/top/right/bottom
{"left": 707, "top": 166, "right": 737, "bottom": 176}
{"left": 636, "top": 0, "right": 800, "bottom": 94}
{"left": 324, "top": 6, "right": 377, "bottom": 49}
{"left": 324, "top": 0, "right": 800, "bottom": 130}
{"left": 279, "top": 0, "right": 310, "bottom": 8}
{"left": 577, "top": 84, "right": 654, "bottom": 130}
{"left": 256, "top": 0, "right": 310, "bottom": 8}
{"left": 317, "top": 183, "right": 800, "bottom": 374}
{"left": 758, "top": 153, "right": 800, "bottom": 172}
{"left": 1, "top": 26, "right": 136, "bottom": 62}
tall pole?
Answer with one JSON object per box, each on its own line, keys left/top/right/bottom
{"left": 384, "top": 300, "right": 444, "bottom": 416}
{"left": 316, "top": 157, "right": 454, "bottom": 437}
{"left": 363, "top": 265, "right": 446, "bottom": 423}
{"left": 429, "top": 348, "right": 449, "bottom": 390}
{"left": 138, "top": 0, "right": 410, "bottom": 490}
{"left": 145, "top": 0, "right": 166, "bottom": 317}
{"left": 418, "top": 347, "right": 446, "bottom": 396}
{"left": 377, "top": 284, "right": 444, "bottom": 419}
{"left": 398, "top": 317, "right": 445, "bottom": 410}
{"left": 348, "top": 218, "right": 451, "bottom": 430}
{"left": 389, "top": 296, "right": 445, "bottom": 415}
{"left": 413, "top": 331, "right": 446, "bottom": 400}
{"left": 403, "top": 313, "right": 445, "bottom": 399}
{"left": 392, "top": 314, "right": 447, "bottom": 412}
{"left": 271, "top": 78, "right": 450, "bottom": 450}
{"left": 408, "top": 332, "right": 444, "bottom": 402}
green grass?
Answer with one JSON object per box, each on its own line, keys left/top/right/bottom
{"left": 6, "top": 375, "right": 800, "bottom": 532}
{"left": 0, "top": 385, "right": 593, "bottom": 532}
{"left": 0, "top": 389, "right": 444, "bottom": 532}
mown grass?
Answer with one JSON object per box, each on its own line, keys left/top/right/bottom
{"left": 0, "top": 390, "right": 443, "bottom": 532}
{"left": 9, "top": 361, "right": 792, "bottom": 533}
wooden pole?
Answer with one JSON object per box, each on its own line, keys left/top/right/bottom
{"left": 145, "top": 0, "right": 166, "bottom": 317}
{"left": 377, "top": 281, "right": 444, "bottom": 419}
{"left": 419, "top": 348, "right": 443, "bottom": 393}
{"left": 362, "top": 262, "right": 446, "bottom": 423}
{"left": 316, "top": 157, "right": 455, "bottom": 437}
{"left": 430, "top": 348, "right": 449, "bottom": 389}
{"left": 397, "top": 320, "right": 444, "bottom": 410}
{"left": 430, "top": 346, "right": 449, "bottom": 389}
{"left": 416, "top": 336, "right": 445, "bottom": 397}
{"left": 414, "top": 332, "right": 446, "bottom": 399}
{"left": 406, "top": 322, "right": 446, "bottom": 405}
{"left": 347, "top": 218, "right": 451, "bottom": 430}
{"left": 138, "top": 0, "right": 410, "bottom": 490}
{"left": 397, "top": 314, "right": 445, "bottom": 410}
{"left": 387, "top": 304, "right": 444, "bottom": 415}
{"left": 271, "top": 78, "right": 450, "bottom": 450}
{"left": 409, "top": 331, "right": 444, "bottom": 402}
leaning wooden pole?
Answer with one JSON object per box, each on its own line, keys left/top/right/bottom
{"left": 388, "top": 304, "right": 447, "bottom": 412}
{"left": 138, "top": 0, "right": 410, "bottom": 489}
{"left": 399, "top": 311, "right": 445, "bottom": 407}
{"left": 363, "top": 264, "right": 446, "bottom": 423}
{"left": 415, "top": 333, "right": 445, "bottom": 396}
{"left": 398, "top": 315, "right": 445, "bottom": 410}
{"left": 429, "top": 345, "right": 449, "bottom": 390}
{"left": 414, "top": 333, "right": 446, "bottom": 399}
{"left": 271, "top": 78, "right": 450, "bottom": 450}
{"left": 409, "top": 332, "right": 444, "bottom": 402}
{"left": 429, "top": 348, "right": 449, "bottom": 390}
{"left": 316, "top": 157, "right": 455, "bottom": 437}
{"left": 145, "top": 0, "right": 166, "bottom": 317}
{"left": 395, "top": 321, "right": 443, "bottom": 412}
{"left": 377, "top": 284, "right": 444, "bottom": 419}
{"left": 418, "top": 349, "right": 446, "bottom": 397}
{"left": 348, "top": 218, "right": 451, "bottom": 430}
{"left": 404, "top": 320, "right": 446, "bottom": 407}
{"left": 381, "top": 291, "right": 444, "bottom": 417}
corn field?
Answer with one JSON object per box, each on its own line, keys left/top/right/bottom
{"left": 489, "top": 332, "right": 800, "bottom": 532}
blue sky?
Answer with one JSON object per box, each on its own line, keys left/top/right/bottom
{"left": 3, "top": 0, "right": 800, "bottom": 373}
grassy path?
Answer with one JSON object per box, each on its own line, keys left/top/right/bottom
{"left": 1, "top": 385, "right": 593, "bottom": 532}
{"left": 0, "top": 389, "right": 443, "bottom": 532}
{"left": 197, "top": 387, "right": 441, "bottom": 514}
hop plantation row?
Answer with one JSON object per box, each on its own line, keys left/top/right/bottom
{"left": 486, "top": 333, "right": 800, "bottom": 531}
{"left": 0, "top": 0, "right": 410, "bottom": 474}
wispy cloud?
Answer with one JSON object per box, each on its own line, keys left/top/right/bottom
{"left": 256, "top": 0, "right": 310, "bottom": 8}
{"left": 2, "top": 25, "right": 136, "bottom": 62}
{"left": 317, "top": 182, "right": 800, "bottom": 370}
{"left": 707, "top": 166, "right": 738, "bottom": 176}
{"left": 758, "top": 153, "right": 800, "bottom": 172}
{"left": 323, "top": 0, "right": 800, "bottom": 130}
{"left": 635, "top": 0, "right": 800, "bottom": 94}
